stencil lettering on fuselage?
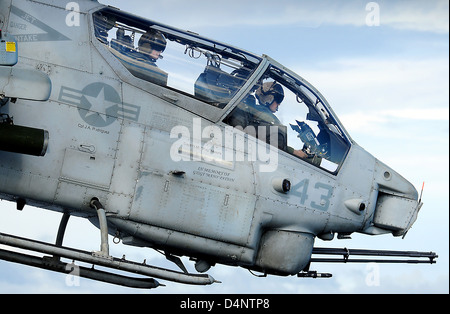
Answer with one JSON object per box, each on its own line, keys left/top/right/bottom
{"left": 10, "top": 6, "right": 70, "bottom": 42}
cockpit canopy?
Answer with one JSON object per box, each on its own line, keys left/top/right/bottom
{"left": 93, "top": 7, "right": 260, "bottom": 107}
{"left": 92, "top": 7, "right": 350, "bottom": 173}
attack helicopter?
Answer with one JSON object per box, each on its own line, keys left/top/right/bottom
{"left": 0, "top": 0, "right": 437, "bottom": 289}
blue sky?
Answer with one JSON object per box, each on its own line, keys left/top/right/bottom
{"left": 0, "top": 0, "right": 448, "bottom": 294}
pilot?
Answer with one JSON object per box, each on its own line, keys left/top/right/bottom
{"left": 254, "top": 82, "right": 316, "bottom": 162}
{"left": 135, "top": 29, "right": 169, "bottom": 85}
{"left": 251, "top": 81, "right": 287, "bottom": 150}
{"left": 255, "top": 81, "right": 285, "bottom": 118}
{"left": 138, "top": 29, "right": 167, "bottom": 64}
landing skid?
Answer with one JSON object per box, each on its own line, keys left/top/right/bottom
{"left": 0, "top": 231, "right": 218, "bottom": 289}
{"left": 0, "top": 241, "right": 161, "bottom": 289}
{"left": 0, "top": 199, "right": 218, "bottom": 289}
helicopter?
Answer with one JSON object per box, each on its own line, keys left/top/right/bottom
{"left": 0, "top": 0, "right": 438, "bottom": 289}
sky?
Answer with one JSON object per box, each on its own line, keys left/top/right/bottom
{"left": 0, "top": 0, "right": 448, "bottom": 294}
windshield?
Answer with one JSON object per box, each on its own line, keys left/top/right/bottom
{"left": 92, "top": 8, "right": 261, "bottom": 109}
{"left": 92, "top": 8, "right": 349, "bottom": 173}
{"left": 224, "top": 65, "right": 350, "bottom": 173}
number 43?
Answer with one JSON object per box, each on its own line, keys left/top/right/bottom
{"left": 291, "top": 179, "right": 333, "bottom": 211}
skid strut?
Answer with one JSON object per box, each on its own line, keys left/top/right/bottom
{"left": 89, "top": 198, "right": 110, "bottom": 257}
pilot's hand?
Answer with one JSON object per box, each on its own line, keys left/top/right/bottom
{"left": 293, "top": 149, "right": 308, "bottom": 159}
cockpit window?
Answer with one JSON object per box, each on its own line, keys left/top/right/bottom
{"left": 92, "top": 8, "right": 260, "bottom": 108}
{"left": 224, "top": 66, "right": 350, "bottom": 173}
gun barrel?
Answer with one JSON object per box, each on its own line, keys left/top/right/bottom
{"left": 311, "top": 247, "right": 438, "bottom": 264}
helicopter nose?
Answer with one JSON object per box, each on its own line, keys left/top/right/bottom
{"left": 370, "top": 160, "right": 422, "bottom": 237}
{"left": 374, "top": 160, "right": 418, "bottom": 200}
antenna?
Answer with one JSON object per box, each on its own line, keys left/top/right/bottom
{"left": 419, "top": 181, "right": 425, "bottom": 203}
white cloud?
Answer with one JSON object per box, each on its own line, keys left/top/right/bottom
{"left": 378, "top": 0, "right": 449, "bottom": 33}
{"left": 299, "top": 57, "right": 449, "bottom": 114}
{"left": 383, "top": 108, "right": 449, "bottom": 121}
{"left": 339, "top": 107, "right": 449, "bottom": 135}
